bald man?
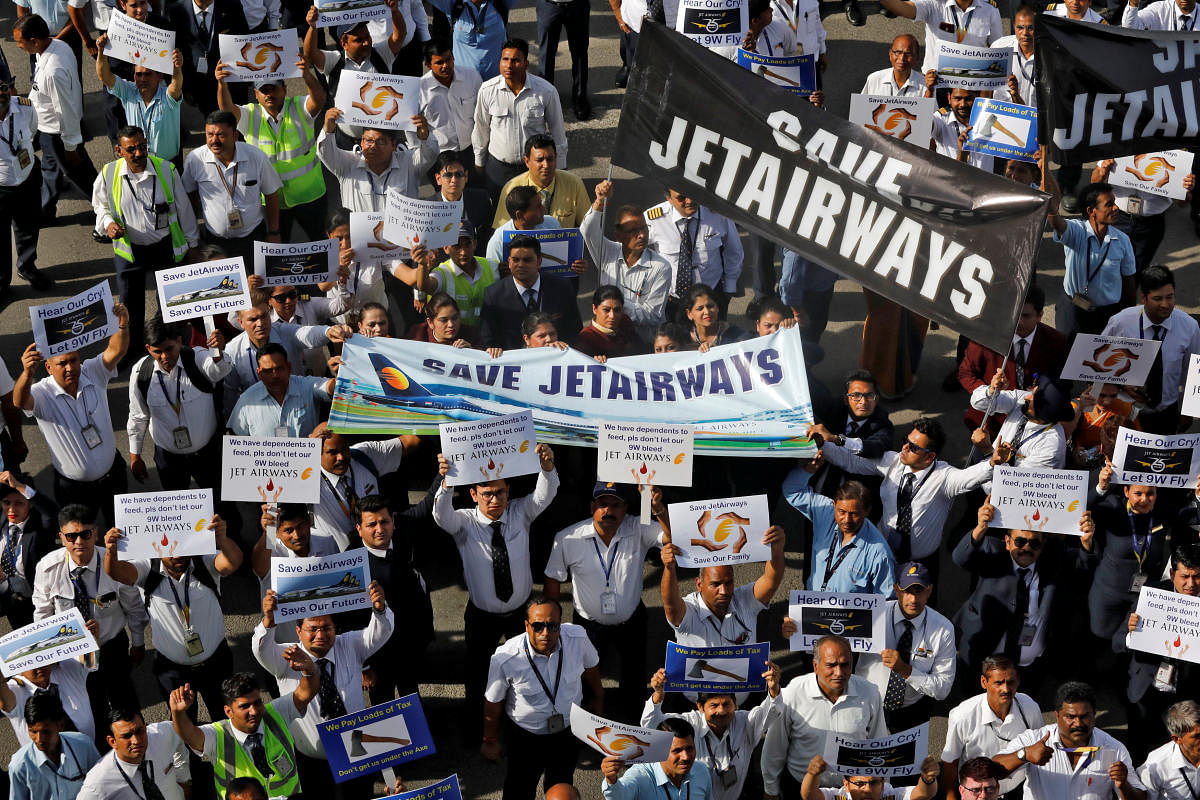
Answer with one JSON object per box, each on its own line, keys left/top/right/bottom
{"left": 546, "top": 784, "right": 581, "bottom": 800}
{"left": 861, "top": 34, "right": 926, "bottom": 97}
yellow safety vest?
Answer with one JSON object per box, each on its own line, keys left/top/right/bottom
{"left": 247, "top": 98, "right": 325, "bottom": 209}
{"left": 211, "top": 705, "right": 300, "bottom": 799}
{"left": 106, "top": 155, "right": 189, "bottom": 263}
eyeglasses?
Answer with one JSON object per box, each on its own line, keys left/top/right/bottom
{"left": 271, "top": 290, "right": 298, "bottom": 301}
{"left": 476, "top": 489, "right": 508, "bottom": 500}
{"left": 960, "top": 784, "right": 1000, "bottom": 796}
{"left": 1011, "top": 536, "right": 1043, "bottom": 549}
{"left": 300, "top": 624, "right": 335, "bottom": 634}
{"left": 890, "top": 50, "right": 916, "bottom": 57}
{"left": 847, "top": 779, "right": 884, "bottom": 788}
{"left": 528, "top": 621, "right": 561, "bottom": 633}
{"left": 847, "top": 392, "right": 877, "bottom": 401}
{"left": 61, "top": 529, "right": 95, "bottom": 542}
{"left": 439, "top": 170, "right": 467, "bottom": 179}
{"left": 903, "top": 439, "right": 933, "bottom": 455}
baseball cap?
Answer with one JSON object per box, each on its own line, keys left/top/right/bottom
{"left": 895, "top": 561, "right": 932, "bottom": 590}
{"left": 592, "top": 481, "right": 631, "bottom": 503}
{"left": 254, "top": 78, "right": 286, "bottom": 91}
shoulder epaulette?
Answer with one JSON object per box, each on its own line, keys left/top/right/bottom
{"left": 15, "top": 97, "right": 30, "bottom": 106}
{"left": 939, "top": 107, "right": 950, "bottom": 114}
{"left": 646, "top": 206, "right": 664, "bottom": 220}
{"left": 1044, "top": 2, "right": 1057, "bottom": 8}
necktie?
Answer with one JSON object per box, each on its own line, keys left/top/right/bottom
{"left": 245, "top": 732, "right": 271, "bottom": 777}
{"left": 34, "top": 683, "right": 59, "bottom": 700}
{"left": 895, "top": 473, "right": 915, "bottom": 563}
{"left": 1145, "top": 324, "right": 1165, "bottom": 409}
{"left": 883, "top": 619, "right": 914, "bottom": 710}
{"left": 197, "top": 9, "right": 209, "bottom": 38}
{"left": 674, "top": 217, "right": 694, "bottom": 297}
{"left": 1182, "top": 14, "right": 1191, "bottom": 28}
{"left": 71, "top": 566, "right": 93, "bottom": 622}
{"left": 523, "top": 288, "right": 538, "bottom": 312}
{"left": 1, "top": 526, "right": 19, "bottom": 578}
{"left": 489, "top": 520, "right": 513, "bottom": 603}
{"left": 1010, "top": 414, "right": 1029, "bottom": 463}
{"left": 1006, "top": 567, "right": 1031, "bottom": 659}
{"left": 316, "top": 658, "right": 347, "bottom": 719}
{"left": 139, "top": 761, "right": 167, "bottom": 800}
{"left": 1014, "top": 339, "right": 1027, "bottom": 389}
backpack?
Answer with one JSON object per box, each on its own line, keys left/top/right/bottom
{"left": 136, "top": 348, "right": 224, "bottom": 421}
{"left": 143, "top": 557, "right": 221, "bottom": 605}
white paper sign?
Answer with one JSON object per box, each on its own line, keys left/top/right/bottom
{"left": 272, "top": 550, "right": 372, "bottom": 620}
{"left": 221, "top": 436, "right": 322, "bottom": 503}
{"left": 218, "top": 30, "right": 301, "bottom": 82}
{"left": 104, "top": 12, "right": 175, "bottom": 73}
{"left": 0, "top": 609, "right": 98, "bottom": 674}
{"left": 315, "top": 0, "right": 390, "bottom": 28}
{"left": 1183, "top": 354, "right": 1200, "bottom": 418}
{"left": 788, "top": 590, "right": 888, "bottom": 653}
{"left": 988, "top": 467, "right": 1088, "bottom": 536}
{"left": 114, "top": 489, "right": 216, "bottom": 558}
{"left": 30, "top": 280, "right": 117, "bottom": 357}
{"left": 383, "top": 194, "right": 463, "bottom": 251}
{"left": 569, "top": 704, "right": 674, "bottom": 764}
{"left": 824, "top": 725, "right": 929, "bottom": 778}
{"left": 1060, "top": 333, "right": 1161, "bottom": 386}
{"left": 597, "top": 422, "right": 694, "bottom": 487}
{"left": 1109, "top": 150, "right": 1196, "bottom": 201}
{"left": 675, "top": 0, "right": 747, "bottom": 47}
{"left": 1128, "top": 586, "right": 1200, "bottom": 665}
{"left": 156, "top": 258, "right": 252, "bottom": 322}
{"left": 849, "top": 94, "right": 935, "bottom": 145}
{"left": 934, "top": 41, "right": 1009, "bottom": 90}
{"left": 440, "top": 410, "right": 538, "bottom": 487}
{"left": 335, "top": 71, "right": 420, "bottom": 131}
{"left": 1111, "top": 427, "right": 1200, "bottom": 489}
{"left": 254, "top": 240, "right": 338, "bottom": 286}
{"left": 350, "top": 211, "right": 403, "bottom": 268}
{"left": 666, "top": 494, "right": 771, "bottom": 566}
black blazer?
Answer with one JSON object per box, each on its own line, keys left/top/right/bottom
{"left": 166, "top": 0, "right": 249, "bottom": 85}
{"left": 810, "top": 404, "right": 894, "bottom": 500}
{"left": 461, "top": 187, "right": 494, "bottom": 243}
{"left": 1, "top": 490, "right": 59, "bottom": 601}
{"left": 479, "top": 274, "right": 582, "bottom": 350}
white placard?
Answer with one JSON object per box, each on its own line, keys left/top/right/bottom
{"left": 30, "top": 280, "right": 117, "bottom": 358}
{"left": 597, "top": 422, "right": 694, "bottom": 487}
{"left": 934, "top": 41, "right": 1010, "bottom": 90}
{"left": 439, "top": 410, "right": 538, "bottom": 487}
{"left": 221, "top": 436, "right": 322, "bottom": 503}
{"left": 218, "top": 30, "right": 301, "bottom": 82}
{"left": 334, "top": 71, "right": 420, "bottom": 131}
{"left": 988, "top": 467, "right": 1089, "bottom": 536}
{"left": 1109, "top": 150, "right": 1195, "bottom": 201}
{"left": 156, "top": 257, "right": 252, "bottom": 322}
{"left": 666, "top": 494, "right": 771, "bottom": 566}
{"left": 823, "top": 725, "right": 930, "bottom": 778}
{"left": 1127, "top": 586, "right": 1200, "bottom": 665}
{"left": 315, "top": 0, "right": 390, "bottom": 28}
{"left": 569, "top": 704, "right": 674, "bottom": 763}
{"left": 253, "top": 240, "right": 338, "bottom": 286}
{"left": 104, "top": 12, "right": 175, "bottom": 73}
{"left": 383, "top": 194, "right": 463, "bottom": 251}
{"left": 350, "top": 211, "right": 403, "bottom": 268}
{"left": 114, "top": 489, "right": 216, "bottom": 558}
{"left": 1183, "top": 354, "right": 1200, "bottom": 418}
{"left": 1060, "top": 333, "right": 1161, "bottom": 386}
{"left": 272, "top": 550, "right": 372, "bottom": 620}
{"left": 849, "top": 94, "right": 936, "bottom": 145}
{"left": 675, "top": 0, "right": 747, "bottom": 47}
{"left": 0, "top": 609, "right": 98, "bottom": 674}
{"left": 787, "top": 590, "right": 888, "bottom": 653}
{"left": 1111, "top": 427, "right": 1200, "bottom": 489}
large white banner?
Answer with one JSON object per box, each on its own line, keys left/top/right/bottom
{"left": 1111, "top": 427, "right": 1200, "bottom": 488}
{"left": 1127, "top": 586, "right": 1200, "bottom": 665}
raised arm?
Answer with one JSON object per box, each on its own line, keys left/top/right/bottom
{"left": 659, "top": 542, "right": 686, "bottom": 626}
{"left": 210, "top": 515, "right": 242, "bottom": 575}
{"left": 101, "top": 304, "right": 132, "bottom": 372}
{"left": 169, "top": 684, "right": 205, "bottom": 754}
{"left": 283, "top": 645, "right": 320, "bottom": 714}
{"left": 94, "top": 33, "right": 115, "bottom": 89}
{"left": 102, "top": 528, "right": 140, "bottom": 586}
{"left": 753, "top": 525, "right": 786, "bottom": 605}
{"left": 12, "top": 343, "right": 42, "bottom": 412}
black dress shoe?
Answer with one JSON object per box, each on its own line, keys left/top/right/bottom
{"left": 615, "top": 65, "right": 629, "bottom": 88}
{"left": 573, "top": 99, "right": 593, "bottom": 121}
{"left": 17, "top": 266, "right": 53, "bottom": 291}
{"left": 844, "top": 0, "right": 866, "bottom": 25}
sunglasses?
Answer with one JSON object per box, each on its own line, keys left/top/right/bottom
{"left": 1011, "top": 536, "right": 1043, "bottom": 549}
{"left": 903, "top": 439, "right": 933, "bottom": 455}
{"left": 271, "top": 291, "right": 298, "bottom": 301}
{"left": 439, "top": 170, "right": 467, "bottom": 179}
{"left": 528, "top": 621, "right": 561, "bottom": 633}
{"left": 62, "top": 529, "right": 95, "bottom": 542}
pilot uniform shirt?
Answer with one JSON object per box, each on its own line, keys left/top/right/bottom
{"left": 544, "top": 516, "right": 662, "bottom": 625}
{"left": 130, "top": 557, "right": 225, "bottom": 666}
{"left": 32, "top": 548, "right": 148, "bottom": 647}
{"left": 1123, "top": 0, "right": 1200, "bottom": 29}
{"left": 673, "top": 583, "right": 764, "bottom": 649}
{"left": 27, "top": 356, "right": 119, "bottom": 482}
{"left": 770, "top": 0, "right": 821, "bottom": 55}
{"left": 942, "top": 691, "right": 1042, "bottom": 795}
{"left": 910, "top": 0, "right": 1002, "bottom": 74}
{"left": 1137, "top": 740, "right": 1200, "bottom": 800}
{"left": 181, "top": 142, "right": 283, "bottom": 238}
{"left": 1003, "top": 723, "right": 1146, "bottom": 800}
{"left": 0, "top": 99, "right": 37, "bottom": 187}
{"left": 580, "top": 206, "right": 671, "bottom": 339}
{"left": 484, "top": 624, "right": 598, "bottom": 734}
{"left": 76, "top": 722, "right": 190, "bottom": 800}
{"left": 4, "top": 659, "right": 96, "bottom": 745}
{"left": 644, "top": 203, "right": 744, "bottom": 295}
{"left": 1044, "top": 2, "right": 1105, "bottom": 22}
{"left": 854, "top": 602, "right": 957, "bottom": 707}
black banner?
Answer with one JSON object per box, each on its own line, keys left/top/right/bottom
{"left": 614, "top": 22, "right": 1048, "bottom": 355}
{"left": 1036, "top": 16, "right": 1200, "bottom": 164}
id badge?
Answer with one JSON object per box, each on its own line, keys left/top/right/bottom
{"left": 1155, "top": 661, "right": 1177, "bottom": 692}
{"left": 16, "top": 148, "right": 30, "bottom": 169}
{"left": 1127, "top": 195, "right": 1144, "bottom": 215}
{"left": 183, "top": 628, "right": 204, "bottom": 657}
{"left": 274, "top": 426, "right": 288, "bottom": 438}
{"left": 546, "top": 713, "right": 565, "bottom": 733}
{"left": 270, "top": 751, "right": 294, "bottom": 779}
{"left": 1072, "top": 292, "right": 1096, "bottom": 311}
{"left": 81, "top": 424, "right": 102, "bottom": 450}
{"left": 154, "top": 210, "right": 169, "bottom": 230}
{"left": 600, "top": 591, "right": 617, "bottom": 616}
{"left": 227, "top": 208, "right": 243, "bottom": 230}
{"left": 719, "top": 766, "right": 738, "bottom": 789}
{"left": 196, "top": 56, "right": 208, "bottom": 74}
{"left": 172, "top": 426, "right": 192, "bottom": 450}
{"left": 1130, "top": 572, "right": 1147, "bottom": 593}
{"left": 1018, "top": 622, "right": 1037, "bottom": 647}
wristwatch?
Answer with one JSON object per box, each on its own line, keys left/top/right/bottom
{"left": 1016, "top": 748, "right": 1026, "bottom": 763}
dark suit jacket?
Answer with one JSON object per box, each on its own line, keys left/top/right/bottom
{"left": 1113, "top": 579, "right": 1200, "bottom": 703}
{"left": 952, "top": 531, "right": 1097, "bottom": 671}
{"left": 461, "top": 187, "right": 494, "bottom": 243}
{"left": 810, "top": 403, "right": 894, "bottom": 506}
{"left": 958, "top": 322, "right": 1068, "bottom": 432}
{"left": 479, "top": 274, "right": 582, "bottom": 350}
{"left": 166, "top": 0, "right": 248, "bottom": 94}
{"left": 0, "top": 490, "right": 59, "bottom": 604}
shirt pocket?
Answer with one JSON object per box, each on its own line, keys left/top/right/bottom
{"left": 521, "top": 101, "right": 546, "bottom": 134}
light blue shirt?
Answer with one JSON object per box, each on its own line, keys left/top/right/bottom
{"left": 228, "top": 375, "right": 330, "bottom": 438}
{"left": 1053, "top": 218, "right": 1135, "bottom": 307}
{"left": 485, "top": 216, "right": 561, "bottom": 262}
{"left": 8, "top": 731, "right": 101, "bottom": 800}
{"left": 782, "top": 466, "right": 896, "bottom": 597}
{"left": 14, "top": 0, "right": 70, "bottom": 34}
{"left": 428, "top": 0, "right": 507, "bottom": 79}
{"left": 108, "top": 78, "right": 182, "bottom": 160}
{"left": 602, "top": 761, "right": 715, "bottom": 800}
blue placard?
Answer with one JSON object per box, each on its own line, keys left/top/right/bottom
{"left": 736, "top": 49, "right": 817, "bottom": 96}
{"left": 317, "top": 694, "right": 435, "bottom": 783}
{"left": 501, "top": 228, "right": 583, "bottom": 277}
{"left": 663, "top": 641, "right": 769, "bottom": 693}
{"left": 381, "top": 775, "right": 462, "bottom": 800}
{"left": 964, "top": 98, "right": 1039, "bottom": 163}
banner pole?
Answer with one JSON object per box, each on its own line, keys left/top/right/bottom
{"left": 963, "top": 307, "right": 1028, "bottom": 466}
{"left": 598, "top": 163, "right": 614, "bottom": 234}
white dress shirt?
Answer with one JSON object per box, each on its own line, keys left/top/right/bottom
{"left": 484, "top": 624, "right": 598, "bottom": 734}
{"left": 92, "top": 156, "right": 200, "bottom": 247}
{"left": 544, "top": 515, "right": 662, "bottom": 625}
{"left": 1137, "top": 740, "right": 1200, "bottom": 800}
{"left": 131, "top": 557, "right": 225, "bottom": 666}
{"left": 1102, "top": 306, "right": 1200, "bottom": 410}
{"left": 126, "top": 348, "right": 231, "bottom": 456}
{"left": 251, "top": 608, "right": 394, "bottom": 757}
{"left": 580, "top": 207, "right": 671, "bottom": 339}
{"left": 969, "top": 385, "right": 1067, "bottom": 471}
{"left": 641, "top": 693, "right": 783, "bottom": 800}
{"left": 222, "top": 323, "right": 330, "bottom": 416}
{"left": 239, "top": 0, "right": 280, "bottom": 29}
{"left": 1124, "top": 0, "right": 1200, "bottom": 29}
{"left": 911, "top": 0, "right": 1003, "bottom": 74}
{"left": 316, "top": 128, "right": 438, "bottom": 212}
{"left": 31, "top": 39, "right": 84, "bottom": 147}
{"left": 27, "top": 356, "right": 118, "bottom": 482}
{"left": 933, "top": 109, "right": 995, "bottom": 172}
{"left": 432, "top": 469, "right": 560, "bottom": 613}
{"left": 314, "top": 438, "right": 406, "bottom": 551}
{"left": 861, "top": 67, "right": 925, "bottom": 97}
{"left": 770, "top": 0, "right": 823, "bottom": 55}
{"left": 77, "top": 722, "right": 190, "bottom": 800}
{"left": 181, "top": 142, "right": 283, "bottom": 238}
{"left": 644, "top": 203, "right": 744, "bottom": 294}
{"left": 472, "top": 73, "right": 568, "bottom": 167}
{"left": 942, "top": 691, "right": 1042, "bottom": 795}
{"left": 992, "top": 35, "right": 1036, "bottom": 108}
{"left": 673, "top": 583, "right": 765, "bottom": 649}
{"left": 820, "top": 444, "right": 992, "bottom": 559}
{"left": 1045, "top": 3, "right": 1105, "bottom": 21}
{"left": 854, "top": 602, "right": 957, "bottom": 705}
{"left": 32, "top": 549, "right": 148, "bottom": 647}
{"left": 760, "top": 673, "right": 887, "bottom": 792}
{"left": 0, "top": 101, "right": 37, "bottom": 186}
{"left": 1005, "top": 723, "right": 1146, "bottom": 800}
{"left": 3, "top": 660, "right": 95, "bottom": 746}
{"left": 420, "top": 66, "right": 483, "bottom": 152}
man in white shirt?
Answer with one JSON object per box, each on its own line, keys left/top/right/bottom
{"left": 77, "top": 708, "right": 191, "bottom": 800}
{"left": 316, "top": 108, "right": 438, "bottom": 216}
{"left": 968, "top": 372, "right": 1074, "bottom": 471}
{"left": 0, "top": 56, "right": 51, "bottom": 297}
{"left": 932, "top": 88, "right": 994, "bottom": 172}
{"left": 421, "top": 39, "right": 484, "bottom": 170}
{"left": 860, "top": 34, "right": 926, "bottom": 97}
{"left": 1124, "top": 0, "right": 1199, "bottom": 27}
{"left": 0, "top": 471, "right": 57, "bottom": 629}
{"left": 991, "top": 5, "right": 1035, "bottom": 107}
{"left": 485, "top": 186, "right": 563, "bottom": 264}
{"left": 310, "top": 423, "right": 413, "bottom": 551}
{"left": 644, "top": 188, "right": 744, "bottom": 319}
{"left": 995, "top": 681, "right": 1147, "bottom": 800}
{"left": 878, "top": 0, "right": 1002, "bottom": 76}
{"left": 250, "top": 504, "right": 340, "bottom": 591}
{"left": 1138, "top": 700, "right": 1200, "bottom": 800}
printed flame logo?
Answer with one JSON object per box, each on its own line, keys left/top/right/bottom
{"left": 865, "top": 103, "right": 919, "bottom": 140}
{"left": 1125, "top": 153, "right": 1176, "bottom": 188}
{"left": 1081, "top": 343, "right": 1139, "bottom": 378}
{"left": 266, "top": 479, "right": 274, "bottom": 492}
{"left": 488, "top": 458, "right": 496, "bottom": 470}
{"left": 160, "top": 533, "right": 169, "bottom": 547}
{"left": 639, "top": 464, "right": 648, "bottom": 474}
{"left": 352, "top": 81, "right": 408, "bottom": 122}
{"left": 518, "top": 440, "right": 530, "bottom": 453}
{"left": 691, "top": 508, "right": 752, "bottom": 554}
{"left": 1032, "top": 509, "right": 1040, "bottom": 521}
{"left": 194, "top": 518, "right": 207, "bottom": 532}
{"left": 1068, "top": 500, "right": 1080, "bottom": 512}
{"left": 301, "top": 467, "right": 313, "bottom": 479}
{"left": 1021, "top": 506, "right": 1049, "bottom": 532}
{"left": 1176, "top": 636, "right": 1183, "bottom": 648}
{"left": 380, "top": 366, "right": 410, "bottom": 391}
{"left": 236, "top": 41, "right": 284, "bottom": 73}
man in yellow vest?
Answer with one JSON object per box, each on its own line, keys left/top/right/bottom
{"left": 169, "top": 647, "right": 318, "bottom": 800}
{"left": 393, "top": 221, "right": 498, "bottom": 326}
{"left": 215, "top": 55, "right": 327, "bottom": 241}
{"left": 91, "top": 124, "right": 199, "bottom": 359}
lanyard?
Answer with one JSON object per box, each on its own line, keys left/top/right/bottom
{"left": 704, "top": 611, "right": 750, "bottom": 644}
{"left": 773, "top": 0, "right": 802, "bottom": 33}
{"left": 897, "top": 465, "right": 935, "bottom": 504}
{"left": 0, "top": 114, "right": 20, "bottom": 156}
{"left": 662, "top": 783, "right": 691, "bottom": 800}
{"left": 1083, "top": 236, "right": 1110, "bottom": 288}
{"left": 1016, "top": 50, "right": 1035, "bottom": 84}
{"left": 156, "top": 370, "right": 183, "bottom": 418}
{"left": 1061, "top": 745, "right": 1099, "bottom": 769}
{"left": 114, "top": 753, "right": 150, "bottom": 800}
{"left": 212, "top": 161, "right": 239, "bottom": 200}
{"left": 321, "top": 470, "right": 356, "bottom": 519}
{"left": 132, "top": 93, "right": 162, "bottom": 148}
{"left": 591, "top": 537, "right": 619, "bottom": 588}
{"left": 124, "top": 172, "right": 161, "bottom": 217}
{"left": 1139, "top": 313, "right": 1166, "bottom": 341}
{"left": 1127, "top": 509, "right": 1154, "bottom": 570}
{"left": 1011, "top": 420, "right": 1053, "bottom": 453}
{"left": 164, "top": 565, "right": 192, "bottom": 629}
{"left": 365, "top": 168, "right": 391, "bottom": 199}
{"left": 704, "top": 730, "right": 736, "bottom": 769}
{"left": 948, "top": 3, "right": 974, "bottom": 41}
{"left": 821, "top": 534, "right": 858, "bottom": 591}
{"left": 522, "top": 639, "right": 563, "bottom": 706}
{"left": 57, "top": 384, "right": 96, "bottom": 430}
{"left": 1180, "top": 767, "right": 1200, "bottom": 800}
{"left": 759, "top": 28, "right": 773, "bottom": 55}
